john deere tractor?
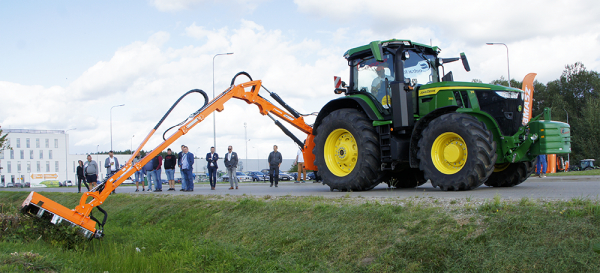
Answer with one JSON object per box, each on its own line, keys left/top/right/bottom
{"left": 312, "top": 39, "right": 571, "bottom": 191}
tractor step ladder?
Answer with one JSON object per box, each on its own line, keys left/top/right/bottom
{"left": 378, "top": 124, "right": 393, "bottom": 170}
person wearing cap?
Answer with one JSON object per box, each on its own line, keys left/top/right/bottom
{"left": 370, "top": 63, "right": 395, "bottom": 106}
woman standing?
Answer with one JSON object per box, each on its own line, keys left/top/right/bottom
{"left": 76, "top": 160, "right": 88, "bottom": 193}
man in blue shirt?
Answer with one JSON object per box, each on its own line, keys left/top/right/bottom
{"left": 179, "top": 145, "right": 195, "bottom": 191}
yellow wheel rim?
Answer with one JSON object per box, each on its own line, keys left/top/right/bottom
{"left": 431, "top": 132, "right": 468, "bottom": 174}
{"left": 494, "top": 163, "right": 510, "bottom": 172}
{"left": 324, "top": 129, "right": 358, "bottom": 177}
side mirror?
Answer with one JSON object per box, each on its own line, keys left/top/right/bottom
{"left": 460, "top": 52, "right": 471, "bottom": 72}
{"left": 334, "top": 76, "right": 347, "bottom": 94}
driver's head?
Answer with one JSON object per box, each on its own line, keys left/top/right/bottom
{"left": 376, "top": 65, "right": 386, "bottom": 78}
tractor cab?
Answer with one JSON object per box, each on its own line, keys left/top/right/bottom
{"left": 337, "top": 39, "right": 470, "bottom": 131}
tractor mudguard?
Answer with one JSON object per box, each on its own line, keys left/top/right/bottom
{"left": 314, "top": 95, "right": 383, "bottom": 133}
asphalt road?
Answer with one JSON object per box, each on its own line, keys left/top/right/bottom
{"left": 2, "top": 175, "right": 599, "bottom": 200}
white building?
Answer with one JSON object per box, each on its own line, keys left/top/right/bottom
{"left": 0, "top": 129, "right": 296, "bottom": 187}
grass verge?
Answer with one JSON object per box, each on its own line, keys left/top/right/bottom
{"left": 1, "top": 192, "right": 600, "bottom": 272}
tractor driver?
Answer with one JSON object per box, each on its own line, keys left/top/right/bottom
{"left": 371, "top": 64, "right": 395, "bottom": 108}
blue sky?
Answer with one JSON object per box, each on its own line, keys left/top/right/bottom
{"left": 2, "top": 0, "right": 599, "bottom": 160}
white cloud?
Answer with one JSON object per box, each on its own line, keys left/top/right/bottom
{"left": 150, "top": 0, "right": 268, "bottom": 12}
{"left": 0, "top": 20, "right": 345, "bottom": 161}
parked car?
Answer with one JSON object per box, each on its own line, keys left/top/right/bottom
{"left": 249, "top": 171, "right": 267, "bottom": 182}
{"left": 236, "top": 172, "right": 252, "bottom": 181}
{"left": 175, "top": 177, "right": 182, "bottom": 184}
{"left": 59, "top": 180, "right": 72, "bottom": 187}
{"left": 278, "top": 172, "right": 292, "bottom": 181}
{"left": 289, "top": 173, "right": 298, "bottom": 180}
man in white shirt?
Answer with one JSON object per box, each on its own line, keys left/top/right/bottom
{"left": 295, "top": 148, "right": 306, "bottom": 183}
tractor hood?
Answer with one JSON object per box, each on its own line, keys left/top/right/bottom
{"left": 418, "top": 81, "right": 523, "bottom": 94}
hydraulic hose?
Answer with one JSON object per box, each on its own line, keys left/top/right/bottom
{"left": 161, "top": 89, "right": 210, "bottom": 140}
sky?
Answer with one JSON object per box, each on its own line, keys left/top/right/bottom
{"left": 1, "top": 0, "right": 600, "bottom": 162}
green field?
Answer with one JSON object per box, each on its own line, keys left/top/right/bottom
{"left": 1, "top": 192, "right": 600, "bottom": 272}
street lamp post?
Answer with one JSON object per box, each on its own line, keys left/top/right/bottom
{"left": 486, "top": 42, "right": 511, "bottom": 87}
{"left": 244, "top": 122, "right": 248, "bottom": 172}
{"left": 212, "top": 52, "right": 234, "bottom": 150}
{"left": 96, "top": 145, "right": 100, "bottom": 179}
{"left": 64, "top": 128, "right": 76, "bottom": 183}
{"left": 110, "top": 104, "right": 125, "bottom": 151}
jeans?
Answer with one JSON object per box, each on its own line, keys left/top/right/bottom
{"left": 182, "top": 168, "right": 194, "bottom": 190}
{"left": 155, "top": 170, "right": 163, "bottom": 190}
{"left": 147, "top": 170, "right": 157, "bottom": 190}
{"left": 165, "top": 169, "right": 175, "bottom": 180}
{"left": 536, "top": 157, "right": 548, "bottom": 175}
{"left": 227, "top": 166, "right": 239, "bottom": 187}
{"left": 135, "top": 171, "right": 143, "bottom": 183}
{"left": 180, "top": 168, "right": 187, "bottom": 190}
{"left": 269, "top": 165, "right": 280, "bottom": 185}
{"left": 208, "top": 167, "right": 217, "bottom": 188}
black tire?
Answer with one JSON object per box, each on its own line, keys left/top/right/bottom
{"left": 314, "top": 109, "right": 381, "bottom": 191}
{"left": 417, "top": 113, "right": 497, "bottom": 191}
{"left": 485, "top": 158, "right": 536, "bottom": 187}
{"left": 389, "top": 168, "right": 427, "bottom": 188}
{"left": 585, "top": 167, "right": 593, "bottom": 171}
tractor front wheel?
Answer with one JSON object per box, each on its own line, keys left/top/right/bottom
{"left": 314, "top": 109, "right": 381, "bottom": 191}
{"left": 484, "top": 158, "right": 536, "bottom": 187}
{"left": 417, "top": 113, "right": 497, "bottom": 191}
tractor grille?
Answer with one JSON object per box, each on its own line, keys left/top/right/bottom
{"left": 475, "top": 90, "right": 524, "bottom": 136}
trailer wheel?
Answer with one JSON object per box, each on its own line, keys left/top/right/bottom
{"left": 389, "top": 168, "right": 427, "bottom": 188}
{"left": 417, "top": 113, "right": 497, "bottom": 191}
{"left": 314, "top": 108, "right": 381, "bottom": 191}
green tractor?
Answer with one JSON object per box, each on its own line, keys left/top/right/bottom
{"left": 312, "top": 39, "right": 571, "bottom": 191}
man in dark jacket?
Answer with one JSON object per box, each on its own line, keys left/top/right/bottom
{"left": 164, "top": 148, "right": 177, "bottom": 191}
{"left": 142, "top": 153, "right": 156, "bottom": 192}
{"left": 267, "top": 145, "right": 283, "bottom": 187}
{"left": 224, "top": 145, "right": 239, "bottom": 190}
{"left": 206, "top": 147, "right": 218, "bottom": 190}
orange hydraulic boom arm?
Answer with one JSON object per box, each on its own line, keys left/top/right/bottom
{"left": 22, "top": 73, "right": 314, "bottom": 238}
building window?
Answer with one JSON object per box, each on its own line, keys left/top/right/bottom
{"left": 54, "top": 139, "right": 59, "bottom": 148}
{"left": 10, "top": 150, "right": 14, "bottom": 159}
{"left": 0, "top": 175, "right": 4, "bottom": 187}
{"left": 20, "top": 150, "right": 24, "bottom": 159}
{"left": 11, "top": 175, "right": 15, "bottom": 183}
{"left": 55, "top": 161, "right": 59, "bottom": 172}
{"left": 37, "top": 161, "right": 40, "bottom": 172}
{"left": 45, "top": 139, "right": 49, "bottom": 148}
{"left": 26, "top": 138, "right": 30, "bottom": 148}
{"left": 27, "top": 162, "right": 31, "bottom": 173}
{"left": 40, "top": 150, "right": 43, "bottom": 159}
{"left": 46, "top": 161, "right": 50, "bottom": 172}
{"left": 73, "top": 161, "right": 76, "bottom": 172}
{"left": 7, "top": 161, "right": 11, "bottom": 173}
{"left": 36, "top": 138, "right": 40, "bottom": 148}
{"left": 30, "top": 150, "right": 34, "bottom": 159}
{"left": 49, "top": 150, "right": 53, "bottom": 159}
{"left": 0, "top": 150, "right": 3, "bottom": 159}
{"left": 17, "top": 162, "right": 21, "bottom": 173}
{"left": 16, "top": 138, "right": 20, "bottom": 148}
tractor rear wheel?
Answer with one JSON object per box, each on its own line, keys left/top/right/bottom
{"left": 484, "top": 158, "right": 536, "bottom": 187}
{"left": 314, "top": 109, "right": 381, "bottom": 191}
{"left": 417, "top": 113, "right": 497, "bottom": 191}
{"left": 389, "top": 168, "right": 427, "bottom": 188}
